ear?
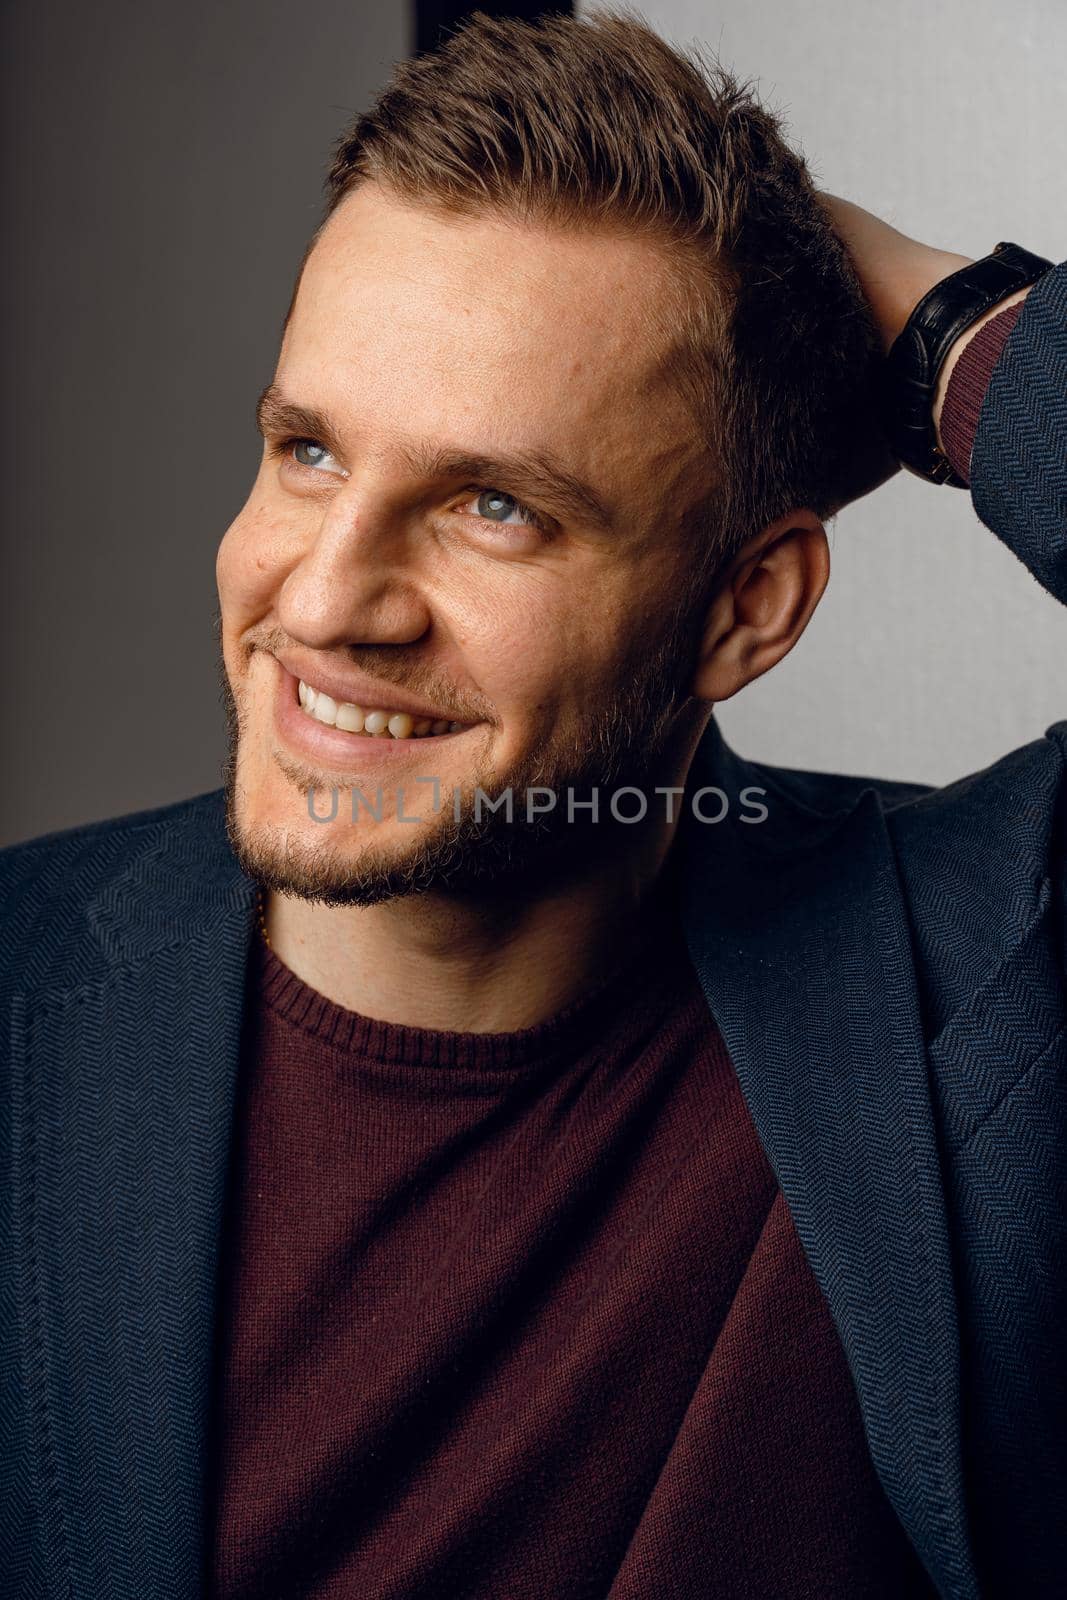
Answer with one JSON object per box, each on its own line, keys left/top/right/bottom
{"left": 689, "top": 510, "right": 830, "bottom": 704}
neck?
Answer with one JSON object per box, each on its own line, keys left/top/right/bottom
{"left": 263, "top": 821, "right": 682, "bottom": 1034}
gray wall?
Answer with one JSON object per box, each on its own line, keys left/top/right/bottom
{"left": 2, "top": 1, "right": 409, "bottom": 845}
{"left": 586, "top": 0, "right": 1066, "bottom": 786}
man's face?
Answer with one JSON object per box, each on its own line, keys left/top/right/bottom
{"left": 217, "top": 183, "right": 714, "bottom": 902}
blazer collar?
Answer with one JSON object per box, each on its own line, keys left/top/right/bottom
{"left": 680, "top": 718, "right": 978, "bottom": 1599}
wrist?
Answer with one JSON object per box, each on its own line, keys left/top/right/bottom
{"left": 882, "top": 249, "right": 973, "bottom": 353}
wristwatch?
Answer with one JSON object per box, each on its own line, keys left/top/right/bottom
{"left": 880, "top": 240, "right": 1052, "bottom": 486}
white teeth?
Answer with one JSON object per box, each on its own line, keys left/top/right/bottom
{"left": 296, "top": 679, "right": 466, "bottom": 738}
{"left": 335, "top": 703, "right": 364, "bottom": 733}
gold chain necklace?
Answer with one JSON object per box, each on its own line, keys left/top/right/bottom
{"left": 255, "top": 888, "right": 272, "bottom": 951}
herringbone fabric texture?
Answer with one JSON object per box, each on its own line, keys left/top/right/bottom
{"left": 972, "top": 263, "right": 1067, "bottom": 605}
{"left": 893, "top": 260, "right": 1067, "bottom": 1594}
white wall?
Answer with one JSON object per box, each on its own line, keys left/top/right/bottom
{"left": 581, "top": 0, "right": 1066, "bottom": 785}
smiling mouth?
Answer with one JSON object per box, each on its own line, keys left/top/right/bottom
{"left": 297, "top": 678, "right": 472, "bottom": 740}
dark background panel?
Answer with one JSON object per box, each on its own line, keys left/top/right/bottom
{"left": 0, "top": 1, "right": 573, "bottom": 847}
{"left": 1, "top": 2, "right": 410, "bottom": 845}
{"left": 416, "top": 1, "right": 571, "bottom": 54}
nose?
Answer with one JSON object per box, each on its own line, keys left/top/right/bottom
{"left": 277, "top": 482, "right": 432, "bottom": 650}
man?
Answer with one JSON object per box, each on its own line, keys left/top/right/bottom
{"left": 2, "top": 12, "right": 1063, "bottom": 1599}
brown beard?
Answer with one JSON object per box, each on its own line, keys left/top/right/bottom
{"left": 219, "top": 603, "right": 701, "bottom": 908}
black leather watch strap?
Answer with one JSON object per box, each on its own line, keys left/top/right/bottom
{"left": 881, "top": 241, "right": 1052, "bottom": 486}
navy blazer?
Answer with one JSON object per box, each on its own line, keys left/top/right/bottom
{"left": 2, "top": 263, "right": 1065, "bottom": 1600}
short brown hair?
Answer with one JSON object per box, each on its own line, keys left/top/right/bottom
{"left": 322, "top": 9, "right": 884, "bottom": 573}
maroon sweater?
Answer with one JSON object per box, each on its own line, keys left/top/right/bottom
{"left": 206, "top": 310, "right": 1019, "bottom": 1599}
{"left": 206, "top": 929, "right": 935, "bottom": 1600}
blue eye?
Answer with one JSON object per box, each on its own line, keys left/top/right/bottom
{"left": 292, "top": 439, "right": 342, "bottom": 473}
{"left": 294, "top": 440, "right": 325, "bottom": 466}
{"left": 474, "top": 490, "right": 533, "bottom": 525}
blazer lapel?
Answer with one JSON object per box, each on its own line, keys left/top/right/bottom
{"left": 681, "top": 721, "right": 980, "bottom": 1600}
{"left": 10, "top": 794, "right": 257, "bottom": 1600}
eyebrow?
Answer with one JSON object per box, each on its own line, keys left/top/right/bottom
{"left": 255, "top": 382, "right": 614, "bottom": 532}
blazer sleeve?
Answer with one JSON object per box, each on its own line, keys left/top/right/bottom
{"left": 967, "top": 260, "right": 1067, "bottom": 606}
{"left": 889, "top": 262, "right": 1067, "bottom": 1032}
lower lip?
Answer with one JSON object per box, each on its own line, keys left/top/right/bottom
{"left": 271, "top": 659, "right": 467, "bottom": 772}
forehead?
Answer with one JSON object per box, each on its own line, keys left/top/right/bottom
{"left": 280, "top": 184, "right": 704, "bottom": 510}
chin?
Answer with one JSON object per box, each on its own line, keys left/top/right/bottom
{"left": 220, "top": 669, "right": 676, "bottom": 904}
{"left": 224, "top": 743, "right": 618, "bottom": 907}
{"left": 225, "top": 792, "right": 542, "bottom": 908}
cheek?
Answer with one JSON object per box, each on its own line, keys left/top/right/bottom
{"left": 216, "top": 495, "right": 293, "bottom": 620}
{"left": 464, "top": 573, "right": 637, "bottom": 734}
